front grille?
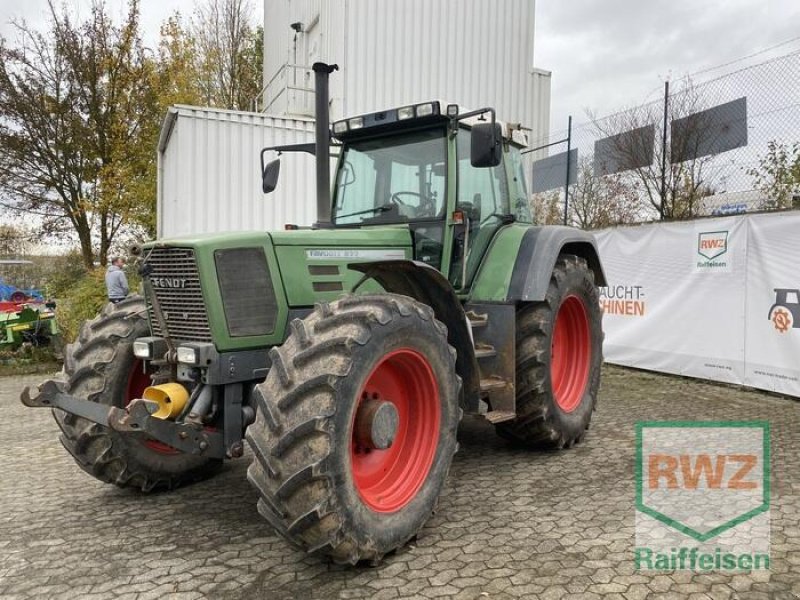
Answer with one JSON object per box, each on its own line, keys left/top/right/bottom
{"left": 215, "top": 247, "right": 277, "bottom": 336}
{"left": 145, "top": 247, "right": 212, "bottom": 343}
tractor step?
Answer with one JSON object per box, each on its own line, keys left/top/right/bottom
{"left": 479, "top": 377, "right": 509, "bottom": 392}
{"left": 484, "top": 410, "right": 516, "bottom": 424}
{"left": 473, "top": 343, "right": 497, "bottom": 359}
{"left": 465, "top": 310, "right": 489, "bottom": 329}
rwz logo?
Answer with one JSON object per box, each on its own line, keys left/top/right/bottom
{"left": 648, "top": 454, "right": 758, "bottom": 490}
{"left": 636, "top": 421, "right": 769, "bottom": 542}
{"left": 635, "top": 422, "right": 771, "bottom": 571}
{"left": 697, "top": 231, "right": 728, "bottom": 260}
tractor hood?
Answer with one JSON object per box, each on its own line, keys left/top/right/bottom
{"left": 268, "top": 227, "right": 413, "bottom": 306}
{"left": 140, "top": 227, "right": 412, "bottom": 351}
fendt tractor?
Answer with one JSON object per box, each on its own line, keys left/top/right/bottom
{"left": 22, "top": 64, "right": 605, "bottom": 564}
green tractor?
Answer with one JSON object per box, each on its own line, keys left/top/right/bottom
{"left": 22, "top": 64, "right": 605, "bottom": 564}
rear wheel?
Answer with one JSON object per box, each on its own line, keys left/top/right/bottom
{"left": 496, "top": 254, "right": 602, "bottom": 448}
{"left": 52, "top": 296, "right": 221, "bottom": 491}
{"left": 246, "top": 294, "right": 461, "bottom": 564}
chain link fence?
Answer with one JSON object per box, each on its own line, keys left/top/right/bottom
{"left": 528, "top": 49, "right": 800, "bottom": 228}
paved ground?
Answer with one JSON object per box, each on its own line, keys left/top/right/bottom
{"left": 1, "top": 366, "right": 798, "bottom": 600}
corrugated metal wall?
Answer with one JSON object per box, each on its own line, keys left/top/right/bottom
{"left": 263, "top": 0, "right": 550, "bottom": 143}
{"left": 340, "top": 0, "right": 543, "bottom": 130}
{"left": 157, "top": 106, "right": 316, "bottom": 239}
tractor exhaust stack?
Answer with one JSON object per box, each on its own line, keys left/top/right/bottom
{"left": 312, "top": 62, "right": 339, "bottom": 228}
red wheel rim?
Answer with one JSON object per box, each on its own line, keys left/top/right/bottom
{"left": 550, "top": 295, "right": 592, "bottom": 413}
{"left": 125, "top": 359, "right": 178, "bottom": 454}
{"left": 350, "top": 348, "right": 440, "bottom": 513}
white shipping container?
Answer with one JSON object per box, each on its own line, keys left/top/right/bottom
{"left": 157, "top": 105, "right": 317, "bottom": 239}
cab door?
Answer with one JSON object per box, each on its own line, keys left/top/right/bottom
{"left": 450, "top": 129, "right": 511, "bottom": 290}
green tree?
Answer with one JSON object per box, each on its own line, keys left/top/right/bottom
{"left": 748, "top": 141, "right": 800, "bottom": 210}
{"left": 155, "top": 14, "right": 204, "bottom": 108}
{"left": 0, "top": 0, "right": 160, "bottom": 268}
{"left": 530, "top": 190, "right": 564, "bottom": 225}
{"left": 0, "top": 224, "right": 30, "bottom": 257}
{"left": 193, "top": 0, "right": 263, "bottom": 110}
{"left": 569, "top": 157, "right": 643, "bottom": 229}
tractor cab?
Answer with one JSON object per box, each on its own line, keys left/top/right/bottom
{"left": 327, "top": 101, "right": 532, "bottom": 290}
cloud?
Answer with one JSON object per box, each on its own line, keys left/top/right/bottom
{"left": 536, "top": 0, "right": 800, "bottom": 133}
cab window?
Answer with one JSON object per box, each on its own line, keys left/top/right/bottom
{"left": 333, "top": 128, "right": 447, "bottom": 225}
{"left": 451, "top": 129, "right": 509, "bottom": 288}
{"left": 508, "top": 146, "right": 533, "bottom": 223}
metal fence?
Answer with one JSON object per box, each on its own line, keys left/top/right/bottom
{"left": 528, "top": 49, "right": 800, "bottom": 228}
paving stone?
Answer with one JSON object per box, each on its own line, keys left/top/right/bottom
{"left": 1, "top": 366, "right": 797, "bottom": 599}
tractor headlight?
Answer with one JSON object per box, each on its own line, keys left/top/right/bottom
{"left": 176, "top": 346, "right": 199, "bottom": 365}
{"left": 133, "top": 337, "right": 167, "bottom": 360}
{"left": 333, "top": 120, "right": 348, "bottom": 134}
{"left": 175, "top": 342, "right": 217, "bottom": 366}
{"left": 415, "top": 103, "right": 435, "bottom": 117}
{"left": 397, "top": 106, "right": 414, "bottom": 120}
{"left": 348, "top": 116, "right": 364, "bottom": 130}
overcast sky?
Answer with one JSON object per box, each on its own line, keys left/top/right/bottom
{"left": 0, "top": 0, "right": 263, "bottom": 47}
{"left": 1, "top": 0, "right": 799, "bottom": 134}
{"left": 536, "top": 0, "right": 800, "bottom": 134}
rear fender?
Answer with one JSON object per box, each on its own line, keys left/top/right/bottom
{"left": 349, "top": 260, "right": 480, "bottom": 411}
{"left": 507, "top": 226, "right": 607, "bottom": 302}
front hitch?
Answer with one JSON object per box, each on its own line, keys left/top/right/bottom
{"left": 20, "top": 380, "right": 225, "bottom": 458}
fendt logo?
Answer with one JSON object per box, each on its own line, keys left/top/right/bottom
{"left": 150, "top": 277, "right": 188, "bottom": 289}
{"left": 697, "top": 231, "right": 728, "bottom": 260}
{"left": 635, "top": 422, "right": 770, "bottom": 571}
{"left": 768, "top": 288, "right": 800, "bottom": 333}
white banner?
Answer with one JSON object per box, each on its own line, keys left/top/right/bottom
{"left": 594, "top": 211, "right": 800, "bottom": 398}
{"left": 743, "top": 213, "right": 800, "bottom": 395}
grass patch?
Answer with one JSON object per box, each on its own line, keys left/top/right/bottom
{"left": 0, "top": 361, "right": 61, "bottom": 377}
{"left": 0, "top": 345, "right": 62, "bottom": 377}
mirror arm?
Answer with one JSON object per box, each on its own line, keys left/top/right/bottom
{"left": 450, "top": 107, "right": 497, "bottom": 143}
{"left": 451, "top": 107, "right": 496, "bottom": 127}
{"left": 260, "top": 143, "right": 317, "bottom": 177}
{"left": 261, "top": 142, "right": 316, "bottom": 156}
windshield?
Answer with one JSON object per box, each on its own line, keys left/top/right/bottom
{"left": 333, "top": 128, "right": 447, "bottom": 225}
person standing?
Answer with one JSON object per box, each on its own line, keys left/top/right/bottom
{"left": 105, "top": 257, "right": 129, "bottom": 304}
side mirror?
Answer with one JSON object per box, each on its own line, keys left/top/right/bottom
{"left": 262, "top": 158, "right": 281, "bottom": 194}
{"left": 470, "top": 122, "right": 502, "bottom": 168}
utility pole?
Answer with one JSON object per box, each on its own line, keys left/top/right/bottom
{"left": 564, "top": 115, "right": 572, "bottom": 226}
{"left": 660, "top": 81, "right": 669, "bottom": 220}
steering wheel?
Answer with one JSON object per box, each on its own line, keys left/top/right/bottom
{"left": 391, "top": 191, "right": 436, "bottom": 217}
{"left": 390, "top": 191, "right": 424, "bottom": 206}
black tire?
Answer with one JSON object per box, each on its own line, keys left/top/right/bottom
{"left": 246, "top": 294, "right": 461, "bottom": 564}
{"left": 52, "top": 295, "right": 221, "bottom": 492}
{"left": 496, "top": 254, "right": 602, "bottom": 448}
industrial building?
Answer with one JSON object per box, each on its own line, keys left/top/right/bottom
{"left": 158, "top": 0, "right": 551, "bottom": 238}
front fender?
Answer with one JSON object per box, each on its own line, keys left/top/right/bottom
{"left": 348, "top": 260, "right": 480, "bottom": 410}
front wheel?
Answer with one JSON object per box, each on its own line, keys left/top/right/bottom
{"left": 246, "top": 294, "right": 461, "bottom": 564}
{"left": 496, "top": 254, "right": 603, "bottom": 448}
{"left": 52, "top": 296, "right": 221, "bottom": 491}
